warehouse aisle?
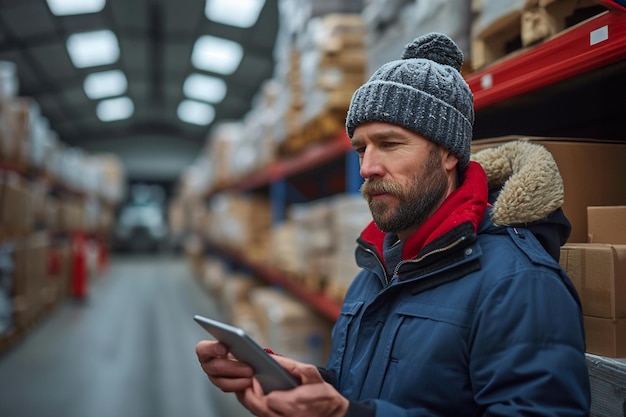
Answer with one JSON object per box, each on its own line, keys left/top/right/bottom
{"left": 0, "top": 254, "right": 252, "bottom": 417}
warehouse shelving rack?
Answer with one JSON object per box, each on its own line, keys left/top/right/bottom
{"left": 206, "top": 1, "right": 626, "bottom": 322}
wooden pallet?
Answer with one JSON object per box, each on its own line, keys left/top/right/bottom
{"left": 522, "top": 0, "right": 604, "bottom": 46}
{"left": 472, "top": 0, "right": 607, "bottom": 70}
{"left": 279, "top": 108, "right": 346, "bottom": 157}
{"left": 471, "top": 8, "right": 525, "bottom": 71}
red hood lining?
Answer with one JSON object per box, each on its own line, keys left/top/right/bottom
{"left": 360, "top": 161, "right": 488, "bottom": 260}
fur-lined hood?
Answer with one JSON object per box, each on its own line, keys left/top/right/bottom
{"left": 471, "top": 140, "right": 571, "bottom": 260}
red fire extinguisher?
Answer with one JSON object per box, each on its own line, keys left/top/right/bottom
{"left": 71, "top": 232, "right": 89, "bottom": 299}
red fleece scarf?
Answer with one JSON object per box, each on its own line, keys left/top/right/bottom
{"left": 360, "top": 161, "right": 488, "bottom": 261}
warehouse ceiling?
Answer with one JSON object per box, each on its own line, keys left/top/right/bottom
{"left": 0, "top": 0, "right": 280, "bottom": 184}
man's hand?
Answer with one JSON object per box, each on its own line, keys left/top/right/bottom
{"left": 196, "top": 340, "right": 254, "bottom": 393}
{"left": 239, "top": 355, "right": 349, "bottom": 417}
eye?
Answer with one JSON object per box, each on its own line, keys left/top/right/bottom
{"left": 353, "top": 145, "right": 365, "bottom": 156}
{"left": 381, "top": 141, "right": 399, "bottom": 149}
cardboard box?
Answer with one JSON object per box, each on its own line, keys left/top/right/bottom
{"left": 587, "top": 206, "right": 626, "bottom": 245}
{"left": 560, "top": 244, "right": 626, "bottom": 319}
{"left": 584, "top": 316, "right": 626, "bottom": 358}
{"left": 471, "top": 137, "right": 626, "bottom": 243}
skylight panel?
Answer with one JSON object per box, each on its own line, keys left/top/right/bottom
{"left": 67, "top": 30, "right": 120, "bottom": 68}
{"left": 96, "top": 97, "right": 134, "bottom": 122}
{"left": 84, "top": 70, "right": 127, "bottom": 99}
{"left": 191, "top": 36, "right": 243, "bottom": 75}
{"left": 205, "top": 0, "right": 265, "bottom": 28}
{"left": 47, "top": 0, "right": 106, "bottom": 16}
{"left": 177, "top": 100, "right": 215, "bottom": 126}
{"left": 183, "top": 73, "right": 227, "bottom": 103}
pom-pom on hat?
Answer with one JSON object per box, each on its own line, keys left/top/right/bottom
{"left": 345, "top": 32, "right": 474, "bottom": 174}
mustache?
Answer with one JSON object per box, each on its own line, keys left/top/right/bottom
{"left": 360, "top": 179, "right": 403, "bottom": 197}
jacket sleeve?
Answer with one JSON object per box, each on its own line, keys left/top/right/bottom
{"left": 469, "top": 268, "right": 591, "bottom": 416}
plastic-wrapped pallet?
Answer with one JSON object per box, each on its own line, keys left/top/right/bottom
{"left": 470, "top": 0, "right": 528, "bottom": 70}
{"left": 249, "top": 287, "right": 334, "bottom": 366}
{"left": 298, "top": 14, "right": 366, "bottom": 126}
{"left": 364, "top": 0, "right": 472, "bottom": 77}
{"left": 586, "top": 354, "right": 626, "bottom": 417}
{"left": 326, "top": 193, "right": 372, "bottom": 302}
{"left": 284, "top": 199, "right": 335, "bottom": 289}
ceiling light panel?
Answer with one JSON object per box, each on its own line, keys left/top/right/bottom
{"left": 67, "top": 30, "right": 120, "bottom": 68}
{"left": 47, "top": 0, "right": 106, "bottom": 16}
{"left": 84, "top": 70, "right": 128, "bottom": 99}
{"left": 183, "top": 73, "right": 227, "bottom": 103}
{"left": 205, "top": 0, "right": 265, "bottom": 28}
{"left": 177, "top": 100, "right": 215, "bottom": 126}
{"left": 96, "top": 97, "right": 134, "bottom": 122}
{"left": 191, "top": 35, "right": 243, "bottom": 75}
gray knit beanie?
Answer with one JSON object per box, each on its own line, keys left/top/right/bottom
{"left": 346, "top": 32, "right": 474, "bottom": 174}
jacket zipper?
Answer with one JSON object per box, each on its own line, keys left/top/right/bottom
{"left": 392, "top": 235, "right": 469, "bottom": 278}
{"left": 357, "top": 243, "right": 390, "bottom": 285}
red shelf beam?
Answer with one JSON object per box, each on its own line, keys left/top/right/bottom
{"left": 466, "top": 8, "right": 626, "bottom": 110}
{"left": 210, "top": 245, "right": 341, "bottom": 322}
{"left": 234, "top": 132, "right": 353, "bottom": 191}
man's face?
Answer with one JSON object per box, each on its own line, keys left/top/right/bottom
{"left": 351, "top": 122, "right": 453, "bottom": 235}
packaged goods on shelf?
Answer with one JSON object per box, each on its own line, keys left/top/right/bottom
{"left": 0, "top": 172, "right": 34, "bottom": 241}
{"left": 560, "top": 243, "right": 626, "bottom": 357}
{"left": 287, "top": 200, "right": 334, "bottom": 283}
{"left": 11, "top": 233, "right": 50, "bottom": 331}
{"left": 327, "top": 194, "right": 372, "bottom": 301}
{"left": 0, "top": 96, "right": 35, "bottom": 168}
{"left": 521, "top": 0, "right": 600, "bottom": 47}
{"left": 220, "top": 272, "right": 262, "bottom": 324}
{"left": 198, "top": 256, "right": 228, "bottom": 297}
{"left": 57, "top": 198, "right": 86, "bottom": 234}
{"left": 249, "top": 287, "right": 334, "bottom": 366}
{"left": 269, "top": 221, "right": 301, "bottom": 278}
{"left": 205, "top": 121, "right": 244, "bottom": 188}
{"left": 471, "top": 0, "right": 606, "bottom": 70}
{"left": 179, "top": 157, "right": 214, "bottom": 200}
{"left": 269, "top": 194, "right": 371, "bottom": 299}
{"left": 470, "top": 0, "right": 527, "bottom": 70}
{"left": 183, "top": 234, "right": 205, "bottom": 279}
{"left": 583, "top": 316, "right": 626, "bottom": 358}
{"left": 560, "top": 244, "right": 626, "bottom": 320}
{"left": 205, "top": 193, "right": 272, "bottom": 260}
{"left": 364, "top": 0, "right": 472, "bottom": 76}
{"left": 587, "top": 206, "right": 626, "bottom": 245}
{"left": 471, "top": 136, "right": 626, "bottom": 244}
{"left": 299, "top": 14, "right": 366, "bottom": 118}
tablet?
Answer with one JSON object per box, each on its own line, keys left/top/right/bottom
{"left": 193, "top": 314, "right": 300, "bottom": 394}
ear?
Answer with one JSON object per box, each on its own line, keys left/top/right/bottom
{"left": 442, "top": 149, "right": 459, "bottom": 172}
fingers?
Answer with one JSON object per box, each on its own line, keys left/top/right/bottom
{"left": 266, "top": 382, "right": 349, "bottom": 417}
{"left": 195, "top": 340, "right": 228, "bottom": 361}
{"left": 271, "top": 355, "right": 323, "bottom": 385}
{"left": 196, "top": 340, "right": 254, "bottom": 393}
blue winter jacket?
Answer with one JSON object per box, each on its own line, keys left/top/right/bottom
{"left": 323, "top": 145, "right": 591, "bottom": 417}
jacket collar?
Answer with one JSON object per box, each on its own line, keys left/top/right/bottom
{"left": 360, "top": 161, "right": 488, "bottom": 261}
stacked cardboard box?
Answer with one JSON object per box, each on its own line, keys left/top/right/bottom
{"left": 471, "top": 136, "right": 626, "bottom": 243}
{"left": 560, "top": 207, "right": 626, "bottom": 358}
{"left": 471, "top": 137, "right": 626, "bottom": 358}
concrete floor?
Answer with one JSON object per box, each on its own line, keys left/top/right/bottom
{"left": 0, "top": 254, "right": 252, "bottom": 417}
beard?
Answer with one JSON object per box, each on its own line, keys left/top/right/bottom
{"left": 360, "top": 148, "right": 448, "bottom": 234}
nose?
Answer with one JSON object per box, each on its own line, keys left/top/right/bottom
{"left": 359, "top": 148, "right": 385, "bottom": 179}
